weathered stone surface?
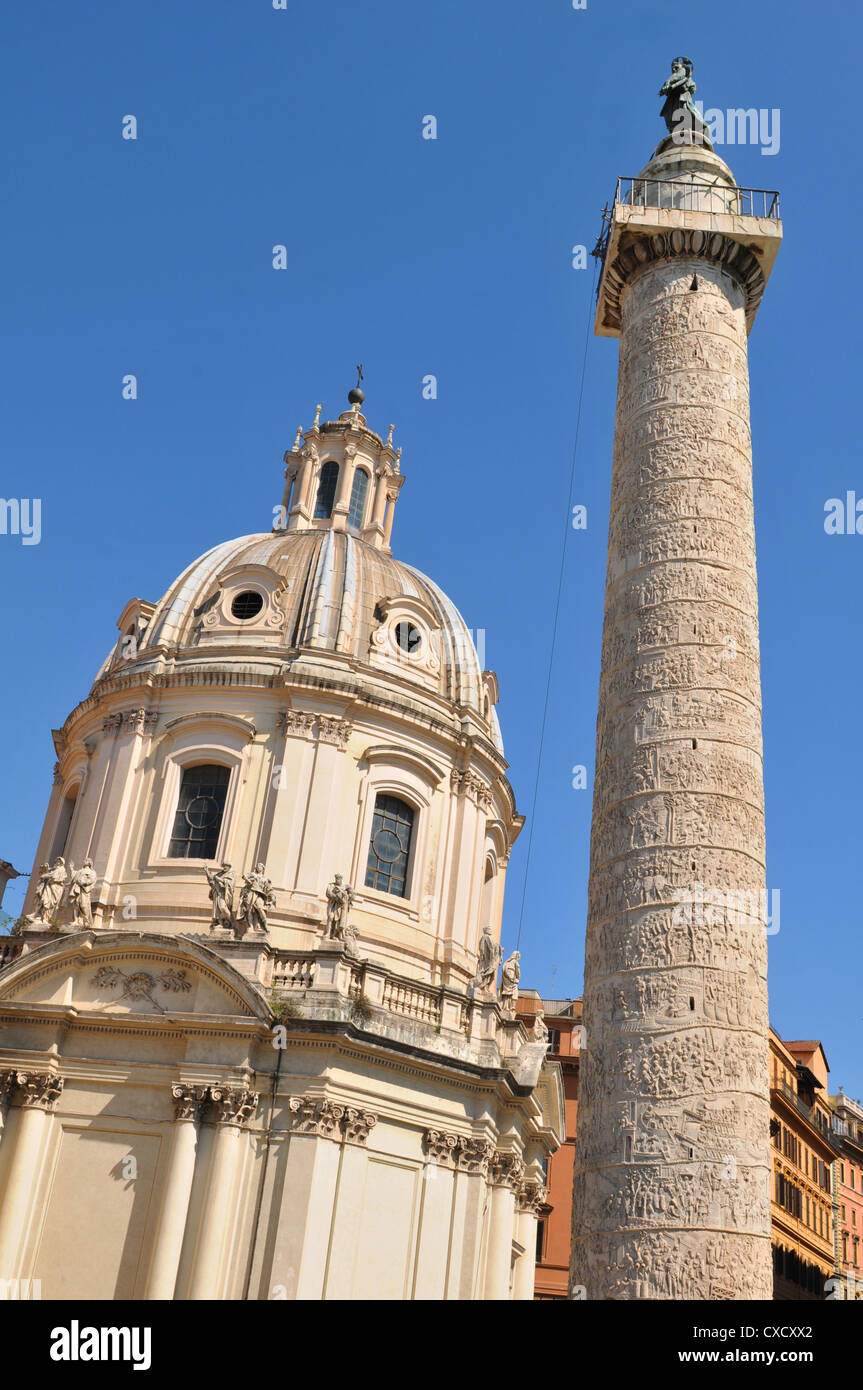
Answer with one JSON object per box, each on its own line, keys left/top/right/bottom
{"left": 572, "top": 239, "right": 774, "bottom": 1300}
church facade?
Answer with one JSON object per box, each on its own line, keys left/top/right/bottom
{"left": 0, "top": 391, "right": 563, "bottom": 1301}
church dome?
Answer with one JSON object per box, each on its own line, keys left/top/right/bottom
{"left": 35, "top": 391, "right": 521, "bottom": 992}
{"left": 96, "top": 398, "right": 504, "bottom": 755}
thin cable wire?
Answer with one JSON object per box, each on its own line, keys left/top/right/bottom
{"left": 515, "top": 263, "right": 599, "bottom": 949}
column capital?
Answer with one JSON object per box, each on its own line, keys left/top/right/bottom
{"left": 288, "top": 1096, "right": 377, "bottom": 1145}
{"left": 516, "top": 1178, "right": 547, "bottom": 1215}
{"left": 289, "top": 1095, "right": 345, "bottom": 1140}
{"left": 171, "top": 1083, "right": 209, "bottom": 1123}
{"left": 342, "top": 1107, "right": 377, "bottom": 1147}
{"left": 12, "top": 1071, "right": 64, "bottom": 1111}
{"left": 454, "top": 1136, "right": 495, "bottom": 1177}
{"left": 490, "top": 1149, "right": 525, "bottom": 1191}
{"left": 0, "top": 1069, "right": 18, "bottom": 1109}
{"left": 424, "top": 1128, "right": 460, "bottom": 1165}
{"left": 208, "top": 1085, "right": 258, "bottom": 1128}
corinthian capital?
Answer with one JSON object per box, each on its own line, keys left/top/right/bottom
{"left": 317, "top": 716, "right": 352, "bottom": 750}
{"left": 424, "top": 1129, "right": 460, "bottom": 1165}
{"left": 342, "top": 1107, "right": 377, "bottom": 1146}
{"left": 208, "top": 1086, "right": 258, "bottom": 1128}
{"left": 490, "top": 1150, "right": 525, "bottom": 1190}
{"left": 171, "top": 1083, "right": 209, "bottom": 1123}
{"left": 288, "top": 1095, "right": 345, "bottom": 1139}
{"left": 516, "top": 1179, "right": 548, "bottom": 1215}
{"left": 14, "top": 1072, "right": 64, "bottom": 1110}
{"left": 455, "top": 1136, "right": 495, "bottom": 1176}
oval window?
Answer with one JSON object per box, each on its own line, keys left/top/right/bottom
{"left": 394, "top": 621, "right": 421, "bottom": 654}
{"left": 231, "top": 590, "right": 264, "bottom": 620}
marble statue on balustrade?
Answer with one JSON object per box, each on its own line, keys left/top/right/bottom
{"left": 324, "top": 873, "right": 360, "bottom": 957}
{"left": 499, "top": 950, "right": 521, "bottom": 1019}
{"left": 471, "top": 925, "right": 502, "bottom": 998}
{"left": 206, "top": 862, "right": 236, "bottom": 932}
{"left": 532, "top": 1009, "right": 549, "bottom": 1046}
{"left": 237, "top": 864, "right": 275, "bottom": 937}
{"left": 28, "top": 857, "right": 68, "bottom": 926}
{"left": 68, "top": 859, "right": 98, "bottom": 928}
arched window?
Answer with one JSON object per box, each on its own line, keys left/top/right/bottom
{"left": 314, "top": 461, "right": 339, "bottom": 519}
{"left": 50, "top": 787, "right": 79, "bottom": 861}
{"left": 347, "top": 468, "right": 369, "bottom": 530}
{"left": 168, "top": 764, "right": 229, "bottom": 859}
{"left": 365, "top": 793, "right": 415, "bottom": 897}
{"left": 480, "top": 857, "right": 496, "bottom": 927}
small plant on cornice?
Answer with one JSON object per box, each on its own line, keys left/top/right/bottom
{"left": 269, "top": 992, "right": 303, "bottom": 1026}
{"left": 349, "top": 995, "right": 375, "bottom": 1028}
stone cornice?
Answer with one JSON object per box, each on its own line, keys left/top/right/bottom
{"left": 56, "top": 667, "right": 519, "bottom": 825}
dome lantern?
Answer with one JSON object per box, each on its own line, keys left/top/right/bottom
{"left": 278, "top": 385, "right": 404, "bottom": 552}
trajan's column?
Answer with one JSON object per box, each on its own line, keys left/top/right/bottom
{"left": 571, "top": 61, "right": 782, "bottom": 1300}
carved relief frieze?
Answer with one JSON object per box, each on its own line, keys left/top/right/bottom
{"left": 572, "top": 1227, "right": 771, "bottom": 1301}
{"left": 596, "top": 1161, "right": 769, "bottom": 1235}
{"left": 611, "top": 438, "right": 754, "bottom": 507}
{"left": 93, "top": 965, "right": 192, "bottom": 1011}
{"left": 590, "top": 793, "right": 766, "bottom": 871}
{"left": 575, "top": 251, "right": 773, "bottom": 1298}
{"left": 592, "top": 742, "right": 763, "bottom": 815}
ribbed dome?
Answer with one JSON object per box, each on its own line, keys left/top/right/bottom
{"left": 97, "top": 529, "right": 504, "bottom": 752}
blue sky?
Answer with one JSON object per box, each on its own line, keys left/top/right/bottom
{"left": 2, "top": 1, "right": 861, "bottom": 1095}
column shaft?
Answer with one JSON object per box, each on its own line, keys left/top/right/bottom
{"left": 484, "top": 1183, "right": 516, "bottom": 1299}
{"left": 572, "top": 256, "right": 772, "bottom": 1300}
{"left": 145, "top": 1104, "right": 202, "bottom": 1299}
{"left": 512, "top": 1207, "right": 538, "bottom": 1301}
{"left": 186, "top": 1087, "right": 257, "bottom": 1301}
{"left": 0, "top": 1101, "right": 57, "bottom": 1279}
